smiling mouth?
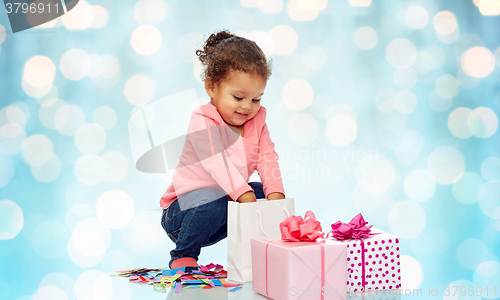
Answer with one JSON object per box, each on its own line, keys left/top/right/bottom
{"left": 236, "top": 112, "right": 249, "bottom": 118}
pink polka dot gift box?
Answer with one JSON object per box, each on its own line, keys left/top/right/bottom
{"left": 328, "top": 214, "right": 401, "bottom": 293}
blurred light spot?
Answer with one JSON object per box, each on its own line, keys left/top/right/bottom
{"left": 287, "top": 0, "right": 319, "bottom": 21}
{"left": 478, "top": 0, "right": 500, "bottom": 15}
{"left": 287, "top": 113, "right": 318, "bottom": 145}
{"left": 352, "top": 184, "right": 390, "bottom": 213}
{"left": 495, "top": 47, "right": 500, "bottom": 67}
{"left": 354, "top": 26, "right": 377, "bottom": 50}
{"left": 349, "top": 0, "right": 371, "bottom": 6}
{"left": 393, "top": 68, "right": 417, "bottom": 90}
{"left": 90, "top": 5, "right": 109, "bottom": 28}
{"left": 433, "top": 11, "right": 458, "bottom": 35}
{"left": 74, "top": 270, "right": 112, "bottom": 300}
{"left": 389, "top": 201, "right": 426, "bottom": 239}
{"left": 0, "top": 123, "right": 26, "bottom": 155}
{"left": 31, "top": 153, "right": 61, "bottom": 183}
{"left": 400, "top": 255, "right": 423, "bottom": 290}
{"left": 448, "top": 107, "right": 473, "bottom": 138}
{"left": 0, "top": 153, "right": 14, "bottom": 188}
{"left": 69, "top": 218, "right": 111, "bottom": 260}
{"left": 376, "top": 108, "right": 408, "bottom": 130}
{"left": 62, "top": 0, "right": 93, "bottom": 30}
{"left": 357, "top": 154, "right": 395, "bottom": 193}
{"left": 413, "top": 51, "right": 434, "bottom": 74}
{"left": 177, "top": 32, "right": 203, "bottom": 64}
{"left": 468, "top": 107, "right": 498, "bottom": 138}
{"left": 375, "top": 88, "right": 396, "bottom": 112}
{"left": 461, "top": 47, "right": 496, "bottom": 78}
{"left": 33, "top": 14, "right": 62, "bottom": 29}
{"left": 429, "top": 89, "right": 452, "bottom": 112}
{"left": 22, "top": 134, "right": 53, "bottom": 167}
{"left": 481, "top": 157, "right": 500, "bottom": 181}
{"left": 381, "top": 12, "right": 403, "bottom": 36}
{"left": 404, "top": 169, "right": 435, "bottom": 202}
{"left": 393, "top": 90, "right": 417, "bottom": 114}
{"left": 435, "top": 74, "right": 459, "bottom": 99}
{"left": 386, "top": 38, "right": 417, "bottom": 69}
{"left": 134, "top": 0, "right": 168, "bottom": 25}
{"left": 120, "top": 211, "right": 168, "bottom": 252}
{"left": 60, "top": 49, "right": 91, "bottom": 81}
{"left": 478, "top": 180, "right": 500, "bottom": 219}
{"left": 303, "top": 46, "right": 327, "bottom": 70}
{"left": 39, "top": 273, "right": 74, "bottom": 300}
{"left": 102, "top": 151, "right": 129, "bottom": 183}
{"left": 444, "top": 280, "right": 479, "bottom": 300}
{"left": 456, "top": 238, "right": 489, "bottom": 270}
{"left": 457, "top": 68, "right": 480, "bottom": 89}
{"left": 326, "top": 115, "right": 357, "bottom": 147}
{"left": 0, "top": 199, "right": 24, "bottom": 240}
{"left": 39, "top": 98, "right": 66, "bottom": 130}
{"left": 259, "top": 0, "right": 283, "bottom": 13}
{"left": 410, "top": 231, "right": 434, "bottom": 256}
{"left": 130, "top": 25, "right": 162, "bottom": 56}
{"left": 75, "top": 124, "right": 106, "bottom": 154}
{"left": 0, "top": 24, "right": 5, "bottom": 46}
{"left": 54, "top": 105, "right": 86, "bottom": 136}
{"left": 244, "top": 31, "right": 273, "bottom": 59}
{"left": 268, "top": 25, "right": 298, "bottom": 56}
{"left": 474, "top": 260, "right": 500, "bottom": 299}
{"left": 75, "top": 154, "right": 106, "bottom": 186}
{"left": 66, "top": 203, "right": 95, "bottom": 232}
{"left": 279, "top": 52, "right": 309, "bottom": 80}
{"left": 96, "top": 190, "right": 134, "bottom": 229}
{"left": 91, "top": 106, "right": 117, "bottom": 131}
{"left": 4, "top": 106, "right": 26, "bottom": 127}
{"left": 427, "top": 146, "right": 465, "bottom": 185}
{"left": 21, "top": 78, "right": 53, "bottom": 98}
{"left": 36, "top": 286, "right": 68, "bottom": 300}
{"left": 23, "top": 56, "right": 56, "bottom": 88}
{"left": 31, "top": 220, "right": 69, "bottom": 260}
{"left": 405, "top": 5, "right": 429, "bottom": 29}
{"left": 426, "top": 45, "right": 446, "bottom": 69}
{"left": 395, "top": 130, "right": 424, "bottom": 165}
{"left": 452, "top": 172, "right": 485, "bottom": 204}
{"left": 241, "top": 0, "right": 259, "bottom": 7}
{"left": 282, "top": 79, "right": 313, "bottom": 111}
{"left": 453, "top": 33, "right": 484, "bottom": 57}
{"left": 326, "top": 103, "right": 357, "bottom": 121}
{"left": 100, "top": 54, "right": 121, "bottom": 79}
{"left": 124, "top": 75, "right": 155, "bottom": 106}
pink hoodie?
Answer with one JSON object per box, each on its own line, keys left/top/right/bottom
{"left": 160, "top": 101, "right": 285, "bottom": 208}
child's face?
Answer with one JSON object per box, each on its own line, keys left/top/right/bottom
{"left": 205, "top": 70, "right": 267, "bottom": 127}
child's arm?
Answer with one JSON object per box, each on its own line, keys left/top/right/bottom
{"left": 267, "top": 192, "right": 285, "bottom": 200}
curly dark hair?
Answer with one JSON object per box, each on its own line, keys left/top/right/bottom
{"left": 196, "top": 30, "right": 272, "bottom": 85}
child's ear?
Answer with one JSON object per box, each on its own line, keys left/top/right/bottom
{"left": 204, "top": 77, "right": 216, "bottom": 98}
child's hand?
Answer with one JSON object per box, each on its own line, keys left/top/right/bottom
{"left": 237, "top": 191, "right": 257, "bottom": 203}
{"left": 267, "top": 192, "right": 285, "bottom": 200}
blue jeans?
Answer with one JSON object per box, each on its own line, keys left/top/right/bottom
{"left": 161, "top": 182, "right": 265, "bottom": 268}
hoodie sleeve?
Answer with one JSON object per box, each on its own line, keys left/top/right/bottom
{"left": 255, "top": 108, "right": 285, "bottom": 198}
{"left": 187, "top": 107, "right": 253, "bottom": 201}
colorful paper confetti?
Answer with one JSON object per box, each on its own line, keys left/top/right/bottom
{"left": 113, "top": 263, "right": 242, "bottom": 293}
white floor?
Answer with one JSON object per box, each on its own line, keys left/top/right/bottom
{"left": 113, "top": 276, "right": 402, "bottom": 300}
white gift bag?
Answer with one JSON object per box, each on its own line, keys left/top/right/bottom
{"left": 227, "top": 197, "right": 295, "bottom": 283}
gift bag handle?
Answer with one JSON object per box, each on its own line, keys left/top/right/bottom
{"left": 255, "top": 206, "right": 291, "bottom": 236}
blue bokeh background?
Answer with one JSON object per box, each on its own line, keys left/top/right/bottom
{"left": 0, "top": 0, "right": 499, "bottom": 299}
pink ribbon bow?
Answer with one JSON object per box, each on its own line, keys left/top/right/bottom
{"left": 279, "top": 210, "right": 325, "bottom": 242}
{"left": 329, "top": 213, "right": 376, "bottom": 240}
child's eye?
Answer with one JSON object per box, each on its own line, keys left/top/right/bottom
{"left": 253, "top": 99, "right": 261, "bottom": 102}
{"left": 233, "top": 96, "right": 243, "bottom": 100}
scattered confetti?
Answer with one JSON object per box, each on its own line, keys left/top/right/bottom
{"left": 113, "top": 263, "right": 242, "bottom": 294}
